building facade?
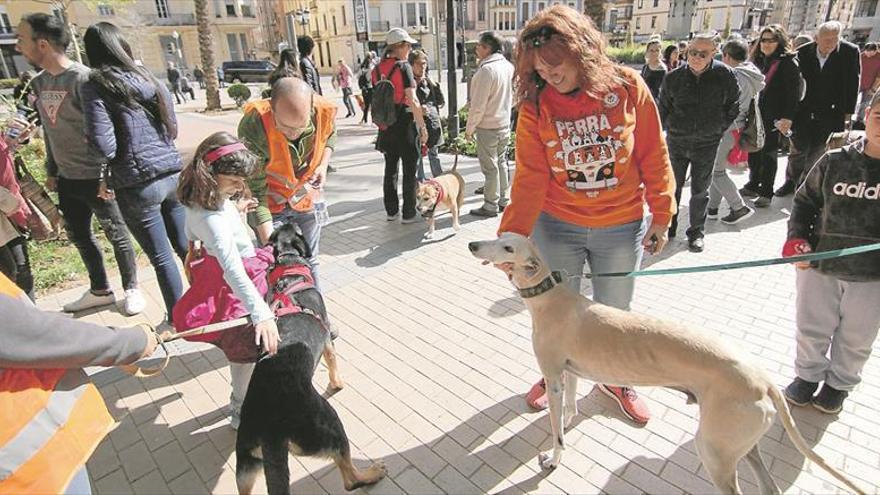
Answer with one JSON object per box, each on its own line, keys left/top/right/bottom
{"left": 0, "top": 0, "right": 264, "bottom": 79}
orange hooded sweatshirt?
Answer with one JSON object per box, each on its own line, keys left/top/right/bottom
{"left": 499, "top": 67, "right": 676, "bottom": 236}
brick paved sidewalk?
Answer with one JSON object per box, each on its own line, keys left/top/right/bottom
{"left": 38, "top": 120, "right": 880, "bottom": 494}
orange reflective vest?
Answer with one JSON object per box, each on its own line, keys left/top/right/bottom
{"left": 0, "top": 274, "right": 114, "bottom": 494}
{"left": 243, "top": 97, "right": 337, "bottom": 213}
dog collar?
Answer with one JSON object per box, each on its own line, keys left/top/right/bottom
{"left": 518, "top": 271, "right": 564, "bottom": 298}
{"left": 421, "top": 179, "right": 445, "bottom": 218}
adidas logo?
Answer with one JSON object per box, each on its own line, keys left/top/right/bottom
{"left": 832, "top": 182, "right": 880, "bottom": 199}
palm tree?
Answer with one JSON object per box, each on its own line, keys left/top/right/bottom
{"left": 194, "top": 0, "right": 221, "bottom": 110}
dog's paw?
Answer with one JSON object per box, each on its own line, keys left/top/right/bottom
{"left": 424, "top": 231, "right": 435, "bottom": 239}
{"left": 538, "top": 451, "right": 559, "bottom": 470}
{"left": 453, "top": 222, "right": 461, "bottom": 231}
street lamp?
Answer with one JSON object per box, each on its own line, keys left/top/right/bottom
{"left": 296, "top": 9, "right": 311, "bottom": 36}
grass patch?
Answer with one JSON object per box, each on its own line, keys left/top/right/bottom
{"left": 14, "top": 137, "right": 146, "bottom": 296}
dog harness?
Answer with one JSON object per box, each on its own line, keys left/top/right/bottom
{"left": 422, "top": 179, "right": 445, "bottom": 217}
{"left": 517, "top": 270, "right": 565, "bottom": 298}
{"left": 267, "top": 257, "right": 324, "bottom": 321}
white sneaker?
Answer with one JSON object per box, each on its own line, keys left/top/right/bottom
{"left": 63, "top": 290, "right": 116, "bottom": 313}
{"left": 122, "top": 288, "right": 146, "bottom": 316}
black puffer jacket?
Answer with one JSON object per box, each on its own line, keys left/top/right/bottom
{"left": 81, "top": 69, "right": 181, "bottom": 190}
{"left": 658, "top": 60, "right": 740, "bottom": 146}
{"left": 754, "top": 52, "right": 800, "bottom": 125}
{"left": 788, "top": 138, "right": 880, "bottom": 281}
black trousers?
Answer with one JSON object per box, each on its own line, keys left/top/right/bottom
{"left": 668, "top": 140, "right": 720, "bottom": 240}
{"left": 746, "top": 128, "right": 781, "bottom": 199}
{"left": 0, "top": 236, "right": 34, "bottom": 300}
{"left": 380, "top": 122, "right": 419, "bottom": 220}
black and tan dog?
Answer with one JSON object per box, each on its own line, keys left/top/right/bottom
{"left": 416, "top": 158, "right": 465, "bottom": 238}
{"left": 235, "top": 223, "right": 386, "bottom": 494}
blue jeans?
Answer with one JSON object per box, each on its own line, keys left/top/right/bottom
{"left": 115, "top": 173, "right": 188, "bottom": 315}
{"left": 531, "top": 212, "right": 647, "bottom": 310}
{"left": 271, "top": 207, "right": 322, "bottom": 292}
{"left": 416, "top": 145, "right": 443, "bottom": 181}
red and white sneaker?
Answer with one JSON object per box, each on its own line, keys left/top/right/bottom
{"left": 597, "top": 384, "right": 651, "bottom": 425}
{"left": 526, "top": 378, "right": 549, "bottom": 410}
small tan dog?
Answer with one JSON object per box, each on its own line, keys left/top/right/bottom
{"left": 416, "top": 158, "right": 464, "bottom": 238}
{"left": 468, "top": 233, "right": 865, "bottom": 495}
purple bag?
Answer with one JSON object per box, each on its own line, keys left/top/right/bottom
{"left": 172, "top": 245, "right": 275, "bottom": 363}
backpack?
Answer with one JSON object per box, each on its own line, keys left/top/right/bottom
{"left": 371, "top": 62, "right": 402, "bottom": 129}
{"left": 422, "top": 80, "right": 443, "bottom": 148}
{"left": 739, "top": 96, "right": 765, "bottom": 153}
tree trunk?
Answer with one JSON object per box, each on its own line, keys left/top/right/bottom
{"left": 194, "top": 0, "right": 221, "bottom": 110}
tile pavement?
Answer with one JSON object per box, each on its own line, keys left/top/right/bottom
{"left": 36, "top": 118, "right": 880, "bottom": 494}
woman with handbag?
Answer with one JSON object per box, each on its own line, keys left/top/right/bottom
{"left": 742, "top": 24, "right": 801, "bottom": 208}
{"left": 81, "top": 22, "right": 188, "bottom": 320}
{"left": 177, "top": 131, "right": 279, "bottom": 429}
{"left": 0, "top": 119, "right": 37, "bottom": 300}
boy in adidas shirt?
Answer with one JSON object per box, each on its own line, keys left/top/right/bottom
{"left": 782, "top": 91, "right": 880, "bottom": 414}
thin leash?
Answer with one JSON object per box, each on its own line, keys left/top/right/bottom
{"left": 121, "top": 317, "right": 251, "bottom": 377}
{"left": 565, "top": 242, "right": 880, "bottom": 280}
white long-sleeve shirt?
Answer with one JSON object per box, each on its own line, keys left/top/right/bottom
{"left": 466, "top": 53, "right": 515, "bottom": 134}
{"left": 185, "top": 200, "right": 275, "bottom": 324}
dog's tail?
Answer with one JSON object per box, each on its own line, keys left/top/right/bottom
{"left": 451, "top": 149, "right": 459, "bottom": 173}
{"left": 767, "top": 386, "right": 866, "bottom": 495}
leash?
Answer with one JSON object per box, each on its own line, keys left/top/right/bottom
{"left": 568, "top": 242, "right": 880, "bottom": 279}
{"left": 121, "top": 318, "right": 251, "bottom": 377}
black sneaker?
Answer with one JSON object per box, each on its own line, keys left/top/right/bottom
{"left": 774, "top": 181, "right": 795, "bottom": 197}
{"left": 470, "top": 206, "right": 498, "bottom": 218}
{"left": 739, "top": 187, "right": 759, "bottom": 199}
{"left": 474, "top": 186, "right": 484, "bottom": 195}
{"left": 707, "top": 208, "right": 720, "bottom": 220}
{"left": 687, "top": 237, "right": 704, "bottom": 253}
{"left": 721, "top": 205, "right": 754, "bottom": 225}
{"left": 753, "top": 196, "right": 772, "bottom": 208}
{"left": 783, "top": 377, "right": 819, "bottom": 406}
{"left": 812, "top": 384, "right": 848, "bottom": 414}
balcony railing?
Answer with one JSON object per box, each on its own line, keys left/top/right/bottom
{"left": 370, "top": 20, "right": 391, "bottom": 32}
{"left": 151, "top": 13, "right": 196, "bottom": 26}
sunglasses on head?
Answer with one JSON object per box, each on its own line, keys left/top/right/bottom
{"left": 522, "top": 26, "right": 559, "bottom": 48}
{"left": 687, "top": 49, "right": 711, "bottom": 59}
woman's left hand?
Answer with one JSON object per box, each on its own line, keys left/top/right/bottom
{"left": 643, "top": 222, "right": 668, "bottom": 255}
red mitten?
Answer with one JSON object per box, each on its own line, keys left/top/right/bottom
{"left": 782, "top": 238, "right": 812, "bottom": 257}
{"left": 727, "top": 129, "right": 749, "bottom": 165}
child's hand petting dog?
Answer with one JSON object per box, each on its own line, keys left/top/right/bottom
{"left": 255, "top": 318, "right": 280, "bottom": 355}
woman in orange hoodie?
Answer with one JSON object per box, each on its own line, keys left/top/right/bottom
{"left": 502, "top": 5, "right": 676, "bottom": 425}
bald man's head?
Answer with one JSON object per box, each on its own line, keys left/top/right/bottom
{"left": 270, "top": 77, "right": 314, "bottom": 140}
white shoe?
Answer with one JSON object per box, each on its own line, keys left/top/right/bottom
{"left": 63, "top": 290, "right": 116, "bottom": 313}
{"left": 122, "top": 288, "right": 146, "bottom": 316}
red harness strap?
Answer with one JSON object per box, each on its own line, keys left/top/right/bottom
{"left": 267, "top": 263, "right": 318, "bottom": 317}
{"left": 425, "top": 179, "right": 445, "bottom": 203}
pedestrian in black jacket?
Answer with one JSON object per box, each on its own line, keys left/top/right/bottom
{"left": 777, "top": 21, "right": 860, "bottom": 196}
{"left": 658, "top": 33, "right": 740, "bottom": 252}
{"left": 741, "top": 24, "right": 801, "bottom": 206}
{"left": 298, "top": 35, "right": 323, "bottom": 95}
{"left": 781, "top": 91, "right": 880, "bottom": 415}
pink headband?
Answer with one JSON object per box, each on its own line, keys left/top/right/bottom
{"left": 203, "top": 142, "right": 246, "bottom": 166}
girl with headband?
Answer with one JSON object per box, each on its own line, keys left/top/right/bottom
{"left": 177, "top": 131, "right": 279, "bottom": 429}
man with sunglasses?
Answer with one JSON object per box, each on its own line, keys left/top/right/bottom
{"left": 658, "top": 33, "right": 740, "bottom": 253}
{"left": 238, "top": 77, "right": 337, "bottom": 294}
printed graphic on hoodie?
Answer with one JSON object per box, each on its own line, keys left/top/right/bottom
{"left": 38, "top": 90, "right": 68, "bottom": 126}
{"left": 552, "top": 113, "right": 625, "bottom": 196}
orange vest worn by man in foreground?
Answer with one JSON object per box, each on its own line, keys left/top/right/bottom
{"left": 238, "top": 77, "right": 337, "bottom": 293}
{"left": 0, "top": 273, "right": 157, "bottom": 494}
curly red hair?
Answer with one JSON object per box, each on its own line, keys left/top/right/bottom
{"left": 514, "top": 4, "right": 625, "bottom": 103}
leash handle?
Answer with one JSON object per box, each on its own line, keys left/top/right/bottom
{"left": 572, "top": 242, "right": 880, "bottom": 279}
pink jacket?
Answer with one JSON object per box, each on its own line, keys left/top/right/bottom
{"left": 0, "top": 140, "right": 31, "bottom": 230}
